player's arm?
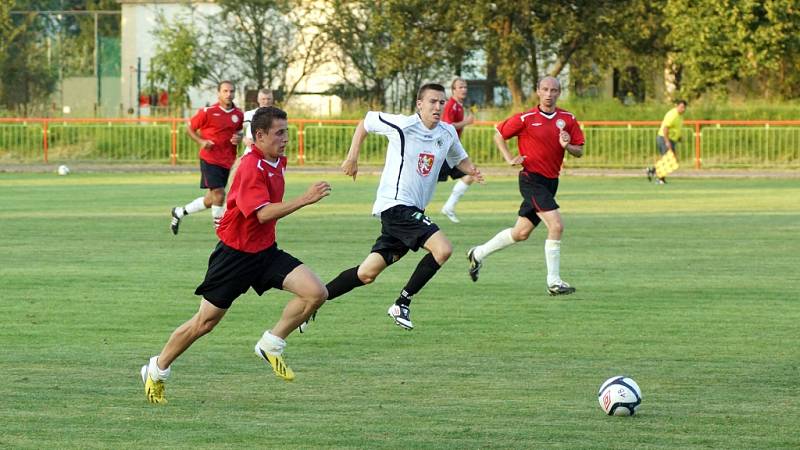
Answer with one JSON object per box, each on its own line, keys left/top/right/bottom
{"left": 661, "top": 127, "right": 672, "bottom": 151}
{"left": 455, "top": 157, "right": 484, "bottom": 184}
{"left": 186, "top": 123, "right": 213, "bottom": 148}
{"left": 493, "top": 130, "right": 525, "bottom": 165}
{"left": 451, "top": 114, "right": 475, "bottom": 131}
{"left": 255, "top": 181, "right": 331, "bottom": 223}
{"left": 342, "top": 120, "right": 368, "bottom": 180}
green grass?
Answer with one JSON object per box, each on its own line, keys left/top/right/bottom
{"left": 1, "top": 172, "right": 799, "bottom": 449}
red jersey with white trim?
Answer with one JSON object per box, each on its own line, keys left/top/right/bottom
{"left": 496, "top": 107, "right": 585, "bottom": 178}
{"left": 216, "top": 146, "right": 286, "bottom": 253}
{"left": 189, "top": 103, "right": 244, "bottom": 169}
{"left": 442, "top": 97, "right": 465, "bottom": 137}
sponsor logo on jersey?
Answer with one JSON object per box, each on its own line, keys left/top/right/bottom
{"left": 417, "top": 152, "right": 435, "bottom": 177}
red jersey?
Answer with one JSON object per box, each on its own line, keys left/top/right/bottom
{"left": 496, "top": 107, "right": 584, "bottom": 178}
{"left": 189, "top": 103, "right": 244, "bottom": 169}
{"left": 442, "top": 97, "right": 465, "bottom": 137}
{"left": 216, "top": 146, "right": 286, "bottom": 253}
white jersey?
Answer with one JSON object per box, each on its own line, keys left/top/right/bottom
{"left": 243, "top": 108, "right": 258, "bottom": 140}
{"left": 364, "top": 111, "right": 469, "bottom": 216}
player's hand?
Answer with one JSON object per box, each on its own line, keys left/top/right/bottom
{"left": 342, "top": 159, "right": 358, "bottom": 180}
{"left": 464, "top": 115, "right": 475, "bottom": 125}
{"left": 559, "top": 131, "right": 570, "bottom": 148}
{"left": 230, "top": 133, "right": 242, "bottom": 145}
{"left": 471, "top": 168, "right": 485, "bottom": 184}
{"left": 304, "top": 181, "right": 332, "bottom": 205}
{"left": 202, "top": 139, "right": 214, "bottom": 148}
{"left": 507, "top": 155, "right": 525, "bottom": 166}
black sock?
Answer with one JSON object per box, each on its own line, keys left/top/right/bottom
{"left": 397, "top": 253, "right": 441, "bottom": 306}
{"left": 325, "top": 266, "right": 364, "bottom": 301}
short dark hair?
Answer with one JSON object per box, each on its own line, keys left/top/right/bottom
{"left": 217, "top": 80, "right": 234, "bottom": 91}
{"left": 251, "top": 106, "right": 287, "bottom": 138}
{"left": 417, "top": 83, "right": 446, "bottom": 100}
{"left": 676, "top": 99, "right": 688, "bottom": 106}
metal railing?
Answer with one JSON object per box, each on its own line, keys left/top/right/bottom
{"left": 1, "top": 118, "right": 798, "bottom": 168}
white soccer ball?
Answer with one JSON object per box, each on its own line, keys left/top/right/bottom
{"left": 598, "top": 376, "right": 642, "bottom": 416}
{"left": 57, "top": 165, "right": 70, "bottom": 176}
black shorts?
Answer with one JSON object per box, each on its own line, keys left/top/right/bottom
{"left": 436, "top": 163, "right": 467, "bottom": 182}
{"left": 370, "top": 205, "right": 440, "bottom": 265}
{"left": 195, "top": 241, "right": 302, "bottom": 309}
{"left": 518, "top": 170, "right": 559, "bottom": 226}
{"left": 200, "top": 160, "right": 230, "bottom": 189}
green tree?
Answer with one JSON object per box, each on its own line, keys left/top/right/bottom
{"left": 0, "top": 2, "right": 58, "bottom": 115}
{"left": 666, "top": 0, "right": 800, "bottom": 98}
{"left": 147, "top": 10, "right": 211, "bottom": 113}
{"left": 215, "top": 0, "right": 328, "bottom": 101}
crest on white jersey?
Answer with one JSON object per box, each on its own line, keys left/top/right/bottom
{"left": 417, "top": 153, "right": 435, "bottom": 177}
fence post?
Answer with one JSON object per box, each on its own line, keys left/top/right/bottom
{"left": 43, "top": 119, "right": 49, "bottom": 163}
{"left": 297, "top": 122, "right": 305, "bottom": 165}
{"left": 694, "top": 122, "right": 701, "bottom": 169}
{"left": 170, "top": 119, "right": 177, "bottom": 165}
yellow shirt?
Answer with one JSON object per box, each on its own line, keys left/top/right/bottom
{"left": 657, "top": 107, "right": 683, "bottom": 141}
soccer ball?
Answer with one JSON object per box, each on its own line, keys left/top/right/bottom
{"left": 57, "top": 165, "right": 70, "bottom": 176}
{"left": 598, "top": 376, "right": 642, "bottom": 416}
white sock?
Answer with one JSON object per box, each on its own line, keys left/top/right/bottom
{"left": 148, "top": 355, "right": 171, "bottom": 381}
{"left": 443, "top": 179, "right": 470, "bottom": 212}
{"left": 474, "top": 228, "right": 516, "bottom": 261}
{"left": 184, "top": 197, "right": 207, "bottom": 215}
{"left": 212, "top": 205, "right": 224, "bottom": 228}
{"left": 257, "top": 331, "right": 286, "bottom": 356}
{"left": 545, "top": 239, "right": 562, "bottom": 286}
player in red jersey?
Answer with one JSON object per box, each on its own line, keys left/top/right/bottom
{"left": 170, "top": 81, "right": 245, "bottom": 234}
{"left": 438, "top": 77, "right": 476, "bottom": 223}
{"left": 466, "top": 76, "right": 585, "bottom": 296}
{"left": 141, "top": 106, "right": 332, "bottom": 404}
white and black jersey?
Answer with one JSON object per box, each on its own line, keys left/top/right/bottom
{"left": 364, "top": 111, "right": 468, "bottom": 216}
{"left": 243, "top": 108, "right": 258, "bottom": 141}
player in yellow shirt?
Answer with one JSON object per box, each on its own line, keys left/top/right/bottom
{"left": 647, "top": 99, "right": 687, "bottom": 184}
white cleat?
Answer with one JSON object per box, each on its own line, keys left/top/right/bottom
{"left": 441, "top": 207, "right": 460, "bottom": 223}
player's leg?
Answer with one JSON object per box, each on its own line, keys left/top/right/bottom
{"left": 255, "top": 264, "right": 327, "bottom": 381}
{"left": 441, "top": 170, "right": 473, "bottom": 223}
{"left": 467, "top": 216, "right": 534, "bottom": 282}
{"left": 536, "top": 209, "right": 575, "bottom": 295}
{"left": 208, "top": 187, "right": 226, "bottom": 228}
{"left": 141, "top": 299, "right": 228, "bottom": 404}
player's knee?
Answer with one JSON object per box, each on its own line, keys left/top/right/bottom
{"left": 549, "top": 222, "right": 564, "bottom": 236}
{"left": 358, "top": 271, "right": 378, "bottom": 285}
{"left": 512, "top": 228, "right": 531, "bottom": 241}
{"left": 308, "top": 285, "right": 327, "bottom": 305}
{"left": 193, "top": 317, "right": 219, "bottom": 336}
{"left": 434, "top": 245, "right": 452, "bottom": 263}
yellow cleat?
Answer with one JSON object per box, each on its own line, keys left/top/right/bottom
{"left": 255, "top": 345, "right": 295, "bottom": 381}
{"left": 140, "top": 365, "right": 167, "bottom": 404}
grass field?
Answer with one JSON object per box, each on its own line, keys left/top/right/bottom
{"left": 1, "top": 171, "right": 799, "bottom": 449}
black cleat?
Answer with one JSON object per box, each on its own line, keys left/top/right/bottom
{"left": 467, "top": 247, "right": 482, "bottom": 282}
{"left": 298, "top": 311, "right": 316, "bottom": 333}
{"left": 170, "top": 207, "right": 182, "bottom": 235}
{"left": 646, "top": 167, "right": 655, "bottom": 182}
{"left": 548, "top": 281, "right": 576, "bottom": 296}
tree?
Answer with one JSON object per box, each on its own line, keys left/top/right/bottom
{"left": 666, "top": 0, "right": 800, "bottom": 99}
{"left": 0, "top": 2, "right": 58, "bottom": 115}
{"left": 147, "top": 10, "right": 211, "bottom": 113}
{"left": 216, "top": 0, "right": 328, "bottom": 102}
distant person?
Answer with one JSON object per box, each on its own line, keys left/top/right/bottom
{"left": 243, "top": 89, "right": 275, "bottom": 148}
{"left": 141, "top": 107, "right": 332, "bottom": 404}
{"left": 466, "top": 76, "right": 584, "bottom": 296}
{"left": 170, "top": 81, "right": 244, "bottom": 234}
{"left": 438, "top": 77, "right": 476, "bottom": 223}
{"left": 306, "top": 83, "right": 483, "bottom": 331}
{"left": 647, "top": 99, "right": 687, "bottom": 184}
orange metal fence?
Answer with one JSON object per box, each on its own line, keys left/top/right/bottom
{"left": 1, "top": 117, "right": 799, "bottom": 169}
